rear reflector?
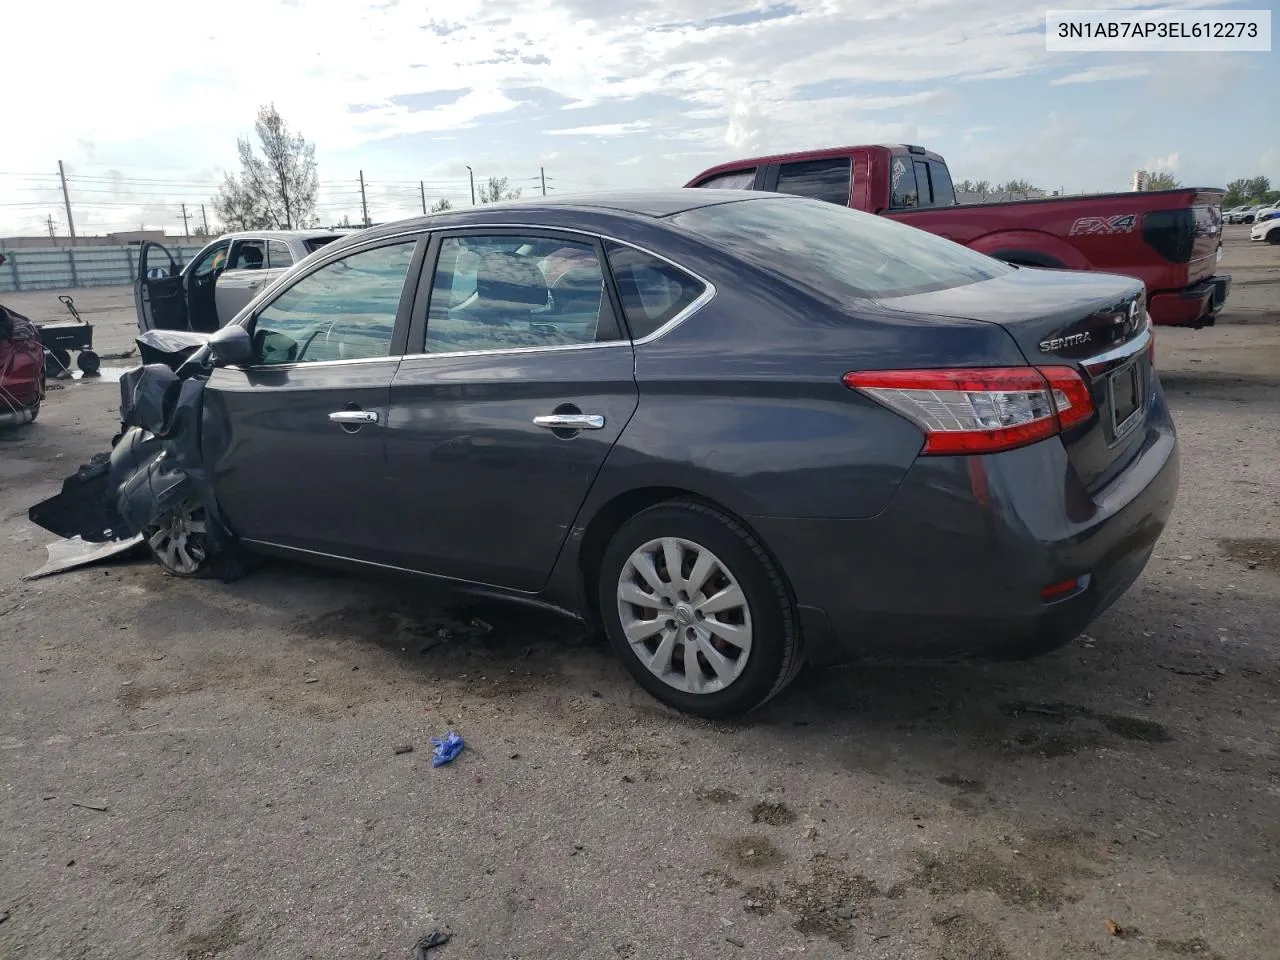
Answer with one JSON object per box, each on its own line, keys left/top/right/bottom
{"left": 843, "top": 365, "right": 1095, "bottom": 455}
{"left": 1040, "top": 574, "right": 1089, "bottom": 602}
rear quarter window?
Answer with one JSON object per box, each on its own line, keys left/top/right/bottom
{"left": 890, "top": 156, "right": 920, "bottom": 208}
{"left": 672, "top": 197, "right": 1011, "bottom": 299}
{"left": 605, "top": 243, "right": 706, "bottom": 340}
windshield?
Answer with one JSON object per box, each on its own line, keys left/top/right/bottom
{"left": 671, "top": 197, "right": 1011, "bottom": 299}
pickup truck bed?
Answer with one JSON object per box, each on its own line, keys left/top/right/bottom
{"left": 687, "top": 145, "right": 1230, "bottom": 327}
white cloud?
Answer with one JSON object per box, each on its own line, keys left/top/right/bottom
{"left": 0, "top": 0, "right": 1259, "bottom": 233}
{"left": 1051, "top": 64, "right": 1150, "bottom": 85}
{"left": 1146, "top": 152, "right": 1181, "bottom": 173}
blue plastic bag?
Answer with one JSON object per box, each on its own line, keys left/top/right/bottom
{"left": 431, "top": 731, "right": 464, "bottom": 767}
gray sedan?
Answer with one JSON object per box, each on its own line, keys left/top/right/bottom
{"left": 134, "top": 230, "right": 350, "bottom": 334}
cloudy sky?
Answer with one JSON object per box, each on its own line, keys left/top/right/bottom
{"left": 3, "top": 0, "right": 1276, "bottom": 237}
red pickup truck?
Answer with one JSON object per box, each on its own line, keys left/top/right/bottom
{"left": 686, "top": 145, "right": 1229, "bottom": 328}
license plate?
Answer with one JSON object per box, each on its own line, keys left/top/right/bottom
{"left": 1109, "top": 362, "right": 1143, "bottom": 436}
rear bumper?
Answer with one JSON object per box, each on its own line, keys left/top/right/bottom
{"left": 1149, "top": 275, "right": 1230, "bottom": 328}
{"left": 751, "top": 382, "right": 1179, "bottom": 664}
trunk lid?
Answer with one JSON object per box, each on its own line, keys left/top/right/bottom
{"left": 880, "top": 267, "right": 1151, "bottom": 490}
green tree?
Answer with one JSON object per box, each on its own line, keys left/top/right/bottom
{"left": 213, "top": 104, "right": 319, "bottom": 230}
{"left": 1223, "top": 178, "right": 1251, "bottom": 207}
{"left": 954, "top": 179, "right": 993, "bottom": 202}
{"left": 1143, "top": 172, "right": 1180, "bottom": 191}
{"left": 429, "top": 197, "right": 453, "bottom": 213}
{"left": 476, "top": 176, "right": 522, "bottom": 204}
{"left": 998, "top": 179, "right": 1040, "bottom": 199}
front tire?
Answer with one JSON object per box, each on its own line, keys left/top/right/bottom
{"left": 143, "top": 498, "right": 217, "bottom": 577}
{"left": 598, "top": 500, "right": 802, "bottom": 718}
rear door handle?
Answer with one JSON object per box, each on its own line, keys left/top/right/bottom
{"left": 533, "top": 414, "right": 605, "bottom": 430}
{"left": 329, "top": 410, "right": 379, "bottom": 425}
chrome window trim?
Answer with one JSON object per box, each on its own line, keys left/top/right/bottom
{"left": 419, "top": 223, "right": 717, "bottom": 349}
{"left": 236, "top": 223, "right": 716, "bottom": 368}
{"left": 225, "top": 355, "right": 402, "bottom": 373}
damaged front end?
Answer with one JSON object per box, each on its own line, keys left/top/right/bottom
{"left": 27, "top": 326, "right": 255, "bottom": 580}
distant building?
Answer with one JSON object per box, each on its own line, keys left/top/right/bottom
{"left": 1132, "top": 170, "right": 1148, "bottom": 191}
{"left": 0, "top": 229, "right": 171, "bottom": 251}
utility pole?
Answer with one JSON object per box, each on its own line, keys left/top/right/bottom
{"left": 57, "top": 160, "right": 77, "bottom": 246}
{"left": 420, "top": 181, "right": 427, "bottom": 215}
{"left": 359, "top": 170, "right": 370, "bottom": 227}
{"left": 201, "top": 204, "right": 210, "bottom": 234}
{"left": 180, "top": 203, "right": 190, "bottom": 239}
{"left": 540, "top": 167, "right": 547, "bottom": 196}
{"left": 46, "top": 215, "right": 56, "bottom": 243}
{"left": 466, "top": 165, "right": 476, "bottom": 205}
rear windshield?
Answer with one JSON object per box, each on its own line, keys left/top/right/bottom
{"left": 671, "top": 197, "right": 1011, "bottom": 299}
{"left": 304, "top": 235, "right": 343, "bottom": 253}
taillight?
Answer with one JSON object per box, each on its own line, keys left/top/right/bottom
{"left": 842, "top": 366, "right": 1095, "bottom": 455}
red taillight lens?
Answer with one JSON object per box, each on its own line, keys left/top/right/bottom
{"left": 843, "top": 365, "right": 1095, "bottom": 455}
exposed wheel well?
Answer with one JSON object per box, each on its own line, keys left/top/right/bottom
{"left": 991, "top": 249, "right": 1067, "bottom": 269}
{"left": 577, "top": 487, "right": 792, "bottom": 625}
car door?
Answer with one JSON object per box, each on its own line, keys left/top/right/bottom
{"left": 135, "top": 241, "right": 190, "bottom": 332}
{"left": 214, "top": 237, "right": 270, "bottom": 326}
{"left": 201, "top": 233, "right": 428, "bottom": 563}
{"left": 384, "top": 229, "right": 639, "bottom": 590}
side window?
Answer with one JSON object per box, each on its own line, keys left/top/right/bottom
{"left": 928, "top": 161, "right": 956, "bottom": 206}
{"left": 774, "top": 158, "right": 852, "bottom": 206}
{"left": 251, "top": 240, "right": 417, "bottom": 366}
{"left": 890, "top": 156, "right": 920, "bottom": 208}
{"left": 696, "top": 169, "right": 756, "bottom": 190}
{"left": 267, "top": 240, "right": 294, "bottom": 268}
{"left": 605, "top": 243, "right": 707, "bottom": 341}
{"left": 423, "top": 235, "right": 620, "bottom": 354}
{"left": 229, "top": 239, "right": 266, "bottom": 270}
{"left": 913, "top": 160, "right": 934, "bottom": 208}
{"left": 192, "top": 241, "right": 230, "bottom": 279}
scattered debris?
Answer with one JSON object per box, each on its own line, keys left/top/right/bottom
{"left": 412, "top": 928, "right": 452, "bottom": 957}
{"left": 804, "top": 825, "right": 818, "bottom": 840}
{"left": 751, "top": 801, "right": 797, "bottom": 826}
{"left": 69, "top": 801, "right": 108, "bottom": 812}
{"left": 1106, "top": 918, "right": 1123, "bottom": 937}
{"left": 393, "top": 744, "right": 414, "bottom": 756}
{"left": 1157, "top": 663, "right": 1223, "bottom": 679}
{"left": 25, "top": 535, "right": 145, "bottom": 580}
{"left": 303, "top": 678, "right": 318, "bottom": 684}
{"left": 725, "top": 936, "right": 745, "bottom": 948}
{"left": 431, "top": 731, "right": 465, "bottom": 767}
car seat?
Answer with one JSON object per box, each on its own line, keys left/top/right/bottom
{"left": 462, "top": 249, "right": 548, "bottom": 325}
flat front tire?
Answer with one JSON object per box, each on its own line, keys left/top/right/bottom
{"left": 599, "top": 500, "right": 802, "bottom": 718}
{"left": 143, "top": 498, "right": 216, "bottom": 577}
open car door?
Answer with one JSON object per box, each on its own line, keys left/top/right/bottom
{"left": 134, "top": 242, "right": 188, "bottom": 333}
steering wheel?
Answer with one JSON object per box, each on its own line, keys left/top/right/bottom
{"left": 296, "top": 320, "right": 340, "bottom": 362}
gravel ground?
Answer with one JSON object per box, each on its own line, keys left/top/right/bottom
{"left": 1, "top": 227, "right": 1277, "bottom": 960}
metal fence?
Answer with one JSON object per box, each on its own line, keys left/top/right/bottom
{"left": 0, "top": 244, "right": 205, "bottom": 292}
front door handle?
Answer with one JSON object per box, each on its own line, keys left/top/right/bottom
{"left": 533, "top": 414, "right": 605, "bottom": 430}
{"left": 329, "top": 410, "right": 379, "bottom": 425}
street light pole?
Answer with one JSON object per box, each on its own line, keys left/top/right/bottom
{"left": 466, "top": 165, "right": 476, "bottom": 206}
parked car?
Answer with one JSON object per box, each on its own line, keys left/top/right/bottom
{"left": 1251, "top": 211, "right": 1280, "bottom": 244}
{"left": 686, "top": 144, "right": 1230, "bottom": 328}
{"left": 32, "top": 191, "right": 1178, "bottom": 717}
{"left": 1250, "top": 201, "right": 1280, "bottom": 224}
{"left": 1229, "top": 204, "right": 1266, "bottom": 224}
{"left": 0, "top": 254, "right": 45, "bottom": 427}
{"left": 135, "top": 230, "right": 351, "bottom": 334}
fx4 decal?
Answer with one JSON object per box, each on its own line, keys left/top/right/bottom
{"left": 1069, "top": 214, "right": 1137, "bottom": 236}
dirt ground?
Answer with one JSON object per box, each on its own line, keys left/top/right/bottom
{"left": 1, "top": 227, "right": 1277, "bottom": 960}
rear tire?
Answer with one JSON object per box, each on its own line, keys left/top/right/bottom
{"left": 143, "top": 498, "right": 218, "bottom": 578}
{"left": 1267, "top": 231, "right": 1280, "bottom": 245}
{"left": 598, "top": 499, "right": 802, "bottom": 718}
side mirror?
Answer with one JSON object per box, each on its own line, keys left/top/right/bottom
{"left": 208, "top": 324, "right": 254, "bottom": 367}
